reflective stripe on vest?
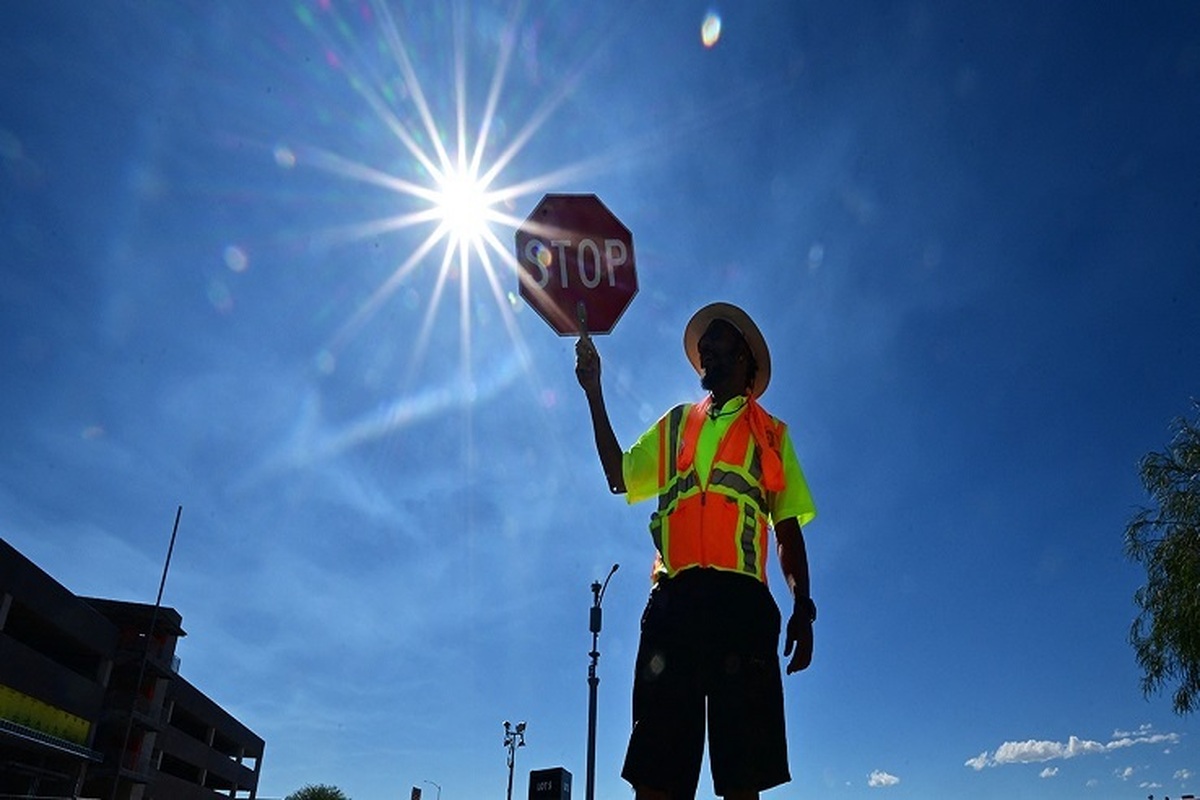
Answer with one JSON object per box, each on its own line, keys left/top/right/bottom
{"left": 648, "top": 402, "right": 781, "bottom": 582}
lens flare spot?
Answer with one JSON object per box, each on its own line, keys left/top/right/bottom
{"left": 701, "top": 13, "right": 722, "bottom": 48}
{"left": 648, "top": 652, "right": 667, "bottom": 677}
{"left": 273, "top": 144, "right": 296, "bottom": 168}
{"left": 207, "top": 279, "right": 234, "bottom": 314}
{"left": 315, "top": 349, "right": 336, "bottom": 375}
{"left": 530, "top": 241, "right": 553, "bottom": 269}
{"left": 807, "top": 242, "right": 825, "bottom": 273}
{"left": 224, "top": 245, "right": 249, "bottom": 273}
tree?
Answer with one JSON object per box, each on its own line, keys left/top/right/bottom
{"left": 285, "top": 784, "right": 351, "bottom": 800}
{"left": 1125, "top": 402, "right": 1200, "bottom": 715}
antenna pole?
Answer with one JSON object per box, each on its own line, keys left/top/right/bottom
{"left": 109, "top": 505, "right": 182, "bottom": 800}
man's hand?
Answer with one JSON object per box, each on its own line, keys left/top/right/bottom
{"left": 574, "top": 332, "right": 626, "bottom": 493}
{"left": 775, "top": 518, "right": 813, "bottom": 674}
{"left": 575, "top": 335, "right": 602, "bottom": 395}
{"left": 783, "top": 610, "right": 813, "bottom": 674}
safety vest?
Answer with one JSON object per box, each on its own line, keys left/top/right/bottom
{"left": 649, "top": 398, "right": 786, "bottom": 583}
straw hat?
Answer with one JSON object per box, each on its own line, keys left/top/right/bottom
{"left": 683, "top": 302, "right": 772, "bottom": 397}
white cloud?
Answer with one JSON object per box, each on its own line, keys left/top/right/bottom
{"left": 1116, "top": 767, "right": 1135, "bottom": 780}
{"left": 1176, "top": 769, "right": 1194, "bottom": 781}
{"left": 996, "top": 736, "right": 1105, "bottom": 764}
{"left": 1107, "top": 733, "right": 1179, "bottom": 751}
{"left": 1039, "top": 767, "right": 1058, "bottom": 778}
{"left": 965, "top": 751, "right": 990, "bottom": 771}
{"left": 868, "top": 771, "right": 900, "bottom": 788}
{"left": 1113, "top": 723, "right": 1154, "bottom": 738}
{"left": 965, "top": 727, "right": 1181, "bottom": 770}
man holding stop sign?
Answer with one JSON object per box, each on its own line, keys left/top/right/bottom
{"left": 574, "top": 302, "right": 818, "bottom": 800}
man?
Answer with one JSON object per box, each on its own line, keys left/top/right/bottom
{"left": 575, "top": 302, "right": 818, "bottom": 800}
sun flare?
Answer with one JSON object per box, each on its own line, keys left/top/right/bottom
{"left": 433, "top": 161, "right": 496, "bottom": 257}
{"left": 293, "top": 0, "right": 608, "bottom": 379}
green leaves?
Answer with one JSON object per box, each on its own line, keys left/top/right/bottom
{"left": 1125, "top": 403, "right": 1200, "bottom": 715}
{"left": 286, "top": 784, "right": 351, "bottom": 800}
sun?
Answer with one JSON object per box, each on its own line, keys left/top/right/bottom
{"left": 291, "top": 0, "right": 606, "bottom": 377}
{"left": 432, "top": 159, "right": 497, "bottom": 262}
{"left": 267, "top": 0, "right": 658, "bottom": 458}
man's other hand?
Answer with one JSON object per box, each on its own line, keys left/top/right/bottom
{"left": 783, "top": 612, "right": 813, "bottom": 674}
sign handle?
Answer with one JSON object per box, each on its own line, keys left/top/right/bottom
{"left": 576, "top": 301, "right": 590, "bottom": 342}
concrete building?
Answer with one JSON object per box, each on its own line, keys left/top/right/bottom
{"left": 1, "top": 538, "right": 263, "bottom": 799}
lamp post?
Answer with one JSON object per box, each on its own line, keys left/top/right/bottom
{"left": 503, "top": 720, "right": 526, "bottom": 800}
{"left": 422, "top": 780, "right": 441, "bottom": 800}
{"left": 586, "top": 564, "right": 618, "bottom": 800}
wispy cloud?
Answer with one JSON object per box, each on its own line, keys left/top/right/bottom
{"left": 1039, "top": 767, "right": 1058, "bottom": 778}
{"left": 1176, "top": 769, "right": 1194, "bottom": 781}
{"left": 965, "top": 727, "right": 1180, "bottom": 770}
{"left": 868, "top": 770, "right": 900, "bottom": 788}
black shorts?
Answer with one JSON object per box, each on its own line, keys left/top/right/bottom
{"left": 621, "top": 568, "right": 790, "bottom": 798}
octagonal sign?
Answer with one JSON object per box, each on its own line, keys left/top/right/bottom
{"left": 514, "top": 193, "right": 637, "bottom": 336}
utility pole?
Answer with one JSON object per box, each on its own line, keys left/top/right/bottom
{"left": 586, "top": 564, "right": 618, "bottom": 800}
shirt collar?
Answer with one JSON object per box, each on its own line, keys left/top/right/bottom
{"left": 708, "top": 395, "right": 748, "bottom": 420}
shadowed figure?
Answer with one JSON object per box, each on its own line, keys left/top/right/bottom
{"left": 575, "top": 303, "right": 819, "bottom": 800}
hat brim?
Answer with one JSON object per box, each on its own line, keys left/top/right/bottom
{"left": 683, "top": 302, "right": 771, "bottom": 397}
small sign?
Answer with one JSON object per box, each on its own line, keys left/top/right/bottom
{"left": 528, "top": 767, "right": 572, "bottom": 800}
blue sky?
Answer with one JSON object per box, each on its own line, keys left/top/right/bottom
{"left": 3, "top": 1, "right": 1199, "bottom": 798}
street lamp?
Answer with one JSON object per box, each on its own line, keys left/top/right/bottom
{"left": 503, "top": 720, "right": 527, "bottom": 800}
{"left": 586, "top": 564, "right": 618, "bottom": 800}
{"left": 422, "top": 780, "right": 441, "bottom": 800}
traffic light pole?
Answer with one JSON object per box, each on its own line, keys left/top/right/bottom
{"left": 586, "top": 564, "right": 618, "bottom": 800}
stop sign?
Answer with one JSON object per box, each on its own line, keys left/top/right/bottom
{"left": 514, "top": 193, "right": 637, "bottom": 336}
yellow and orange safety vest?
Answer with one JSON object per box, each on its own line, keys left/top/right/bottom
{"left": 638, "top": 396, "right": 802, "bottom": 583}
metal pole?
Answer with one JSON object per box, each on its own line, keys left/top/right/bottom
{"left": 586, "top": 564, "right": 617, "bottom": 800}
{"left": 423, "top": 780, "right": 441, "bottom": 800}
{"left": 504, "top": 721, "right": 525, "bottom": 800}
{"left": 110, "top": 505, "right": 182, "bottom": 800}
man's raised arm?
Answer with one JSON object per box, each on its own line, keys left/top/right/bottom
{"left": 575, "top": 336, "right": 626, "bottom": 494}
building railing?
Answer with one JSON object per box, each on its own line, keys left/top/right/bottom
{"left": 0, "top": 717, "right": 104, "bottom": 762}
